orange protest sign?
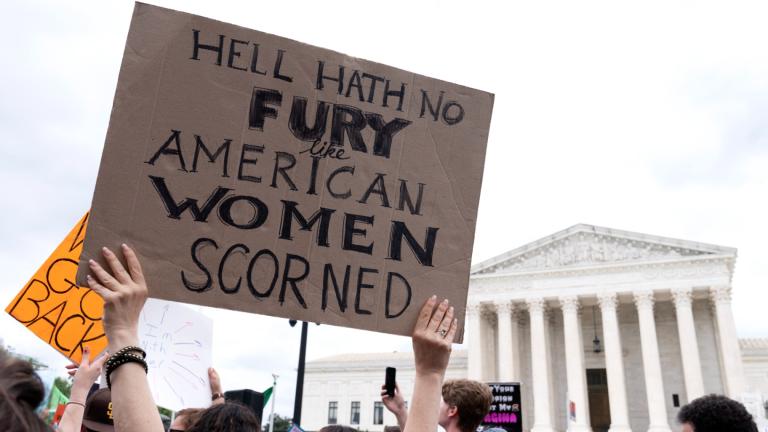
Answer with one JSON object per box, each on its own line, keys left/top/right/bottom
{"left": 5, "top": 213, "right": 106, "bottom": 363}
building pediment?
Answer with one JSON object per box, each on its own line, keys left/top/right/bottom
{"left": 472, "top": 224, "right": 736, "bottom": 275}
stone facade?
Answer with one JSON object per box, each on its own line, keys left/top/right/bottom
{"left": 302, "top": 351, "right": 468, "bottom": 431}
{"left": 301, "top": 224, "right": 768, "bottom": 432}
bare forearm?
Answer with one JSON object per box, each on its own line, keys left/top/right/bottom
{"left": 109, "top": 334, "right": 164, "bottom": 432}
{"left": 403, "top": 372, "right": 443, "bottom": 432}
{"left": 57, "top": 384, "right": 90, "bottom": 432}
{"left": 395, "top": 411, "right": 408, "bottom": 431}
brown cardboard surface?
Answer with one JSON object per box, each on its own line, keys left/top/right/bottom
{"left": 76, "top": 2, "right": 493, "bottom": 341}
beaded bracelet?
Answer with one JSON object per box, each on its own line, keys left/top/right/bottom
{"left": 111, "top": 345, "right": 147, "bottom": 359}
{"left": 106, "top": 351, "right": 148, "bottom": 389}
{"left": 105, "top": 352, "right": 145, "bottom": 372}
{"left": 104, "top": 345, "right": 145, "bottom": 371}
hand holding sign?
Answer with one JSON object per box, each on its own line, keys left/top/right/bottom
{"left": 403, "top": 297, "right": 458, "bottom": 432}
{"left": 85, "top": 243, "right": 165, "bottom": 432}
{"left": 412, "top": 296, "right": 457, "bottom": 376}
{"left": 86, "top": 245, "right": 148, "bottom": 352}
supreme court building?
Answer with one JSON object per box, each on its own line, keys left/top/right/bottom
{"left": 302, "top": 224, "right": 768, "bottom": 432}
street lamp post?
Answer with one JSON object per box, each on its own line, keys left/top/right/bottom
{"left": 290, "top": 320, "right": 309, "bottom": 426}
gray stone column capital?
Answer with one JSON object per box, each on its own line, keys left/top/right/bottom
{"left": 494, "top": 300, "right": 517, "bottom": 315}
{"left": 710, "top": 286, "right": 733, "bottom": 305}
{"left": 597, "top": 292, "right": 618, "bottom": 310}
{"left": 526, "top": 297, "right": 547, "bottom": 314}
{"left": 633, "top": 290, "right": 655, "bottom": 311}
{"left": 466, "top": 303, "right": 483, "bottom": 316}
{"left": 671, "top": 288, "right": 693, "bottom": 308}
{"left": 559, "top": 295, "right": 581, "bottom": 313}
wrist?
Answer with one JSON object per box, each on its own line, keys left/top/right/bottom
{"left": 107, "top": 330, "right": 139, "bottom": 351}
{"left": 69, "top": 384, "right": 90, "bottom": 402}
{"left": 414, "top": 369, "right": 445, "bottom": 381}
{"left": 71, "top": 380, "right": 92, "bottom": 394}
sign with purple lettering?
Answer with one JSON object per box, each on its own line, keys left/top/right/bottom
{"left": 481, "top": 382, "right": 522, "bottom": 432}
{"left": 75, "top": 3, "right": 493, "bottom": 341}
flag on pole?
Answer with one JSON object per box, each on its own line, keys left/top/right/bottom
{"left": 262, "top": 386, "right": 273, "bottom": 407}
{"left": 287, "top": 424, "right": 305, "bottom": 432}
{"left": 45, "top": 385, "right": 69, "bottom": 424}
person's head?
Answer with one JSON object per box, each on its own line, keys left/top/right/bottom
{"left": 383, "top": 426, "right": 401, "bottom": 432}
{"left": 0, "top": 351, "right": 50, "bottom": 432}
{"left": 187, "top": 402, "right": 260, "bottom": 432}
{"left": 319, "top": 426, "right": 358, "bottom": 432}
{"left": 677, "top": 394, "right": 757, "bottom": 432}
{"left": 82, "top": 388, "right": 115, "bottom": 432}
{"left": 439, "top": 379, "right": 493, "bottom": 432}
{"left": 170, "top": 407, "right": 204, "bottom": 431}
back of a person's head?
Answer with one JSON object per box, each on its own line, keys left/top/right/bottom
{"left": 319, "top": 426, "right": 359, "bottom": 432}
{"left": 173, "top": 407, "right": 204, "bottom": 430}
{"left": 442, "top": 379, "right": 493, "bottom": 432}
{"left": 677, "top": 394, "right": 757, "bottom": 432}
{"left": 186, "top": 402, "right": 260, "bottom": 432}
{"left": 0, "top": 351, "right": 51, "bottom": 432}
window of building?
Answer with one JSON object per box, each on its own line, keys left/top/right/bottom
{"left": 328, "top": 401, "right": 338, "bottom": 424}
{"left": 373, "top": 401, "right": 384, "bottom": 425}
{"left": 350, "top": 401, "right": 360, "bottom": 425}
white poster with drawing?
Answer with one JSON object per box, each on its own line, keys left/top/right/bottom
{"left": 139, "top": 298, "right": 213, "bottom": 411}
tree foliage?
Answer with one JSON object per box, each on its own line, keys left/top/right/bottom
{"left": 53, "top": 376, "right": 73, "bottom": 398}
{"left": 262, "top": 414, "right": 292, "bottom": 432}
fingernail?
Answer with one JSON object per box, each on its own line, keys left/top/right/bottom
{"left": 86, "top": 274, "right": 92, "bottom": 280}
{"left": 122, "top": 243, "right": 128, "bottom": 249}
{"left": 89, "top": 259, "right": 96, "bottom": 265}
{"left": 102, "top": 247, "right": 110, "bottom": 254}
{"left": 442, "top": 299, "right": 449, "bottom": 305}
{"left": 430, "top": 295, "right": 437, "bottom": 301}
{"left": 449, "top": 306, "right": 454, "bottom": 313}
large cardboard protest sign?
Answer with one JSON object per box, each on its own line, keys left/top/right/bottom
{"left": 139, "top": 299, "right": 213, "bottom": 411}
{"left": 6, "top": 213, "right": 107, "bottom": 363}
{"left": 76, "top": 3, "right": 493, "bottom": 340}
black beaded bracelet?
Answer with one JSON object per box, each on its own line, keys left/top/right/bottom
{"left": 106, "top": 352, "right": 148, "bottom": 389}
{"left": 112, "top": 345, "right": 147, "bottom": 359}
{"left": 105, "top": 352, "right": 145, "bottom": 372}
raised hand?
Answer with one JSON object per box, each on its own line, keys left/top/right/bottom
{"left": 411, "top": 296, "right": 457, "bottom": 376}
{"left": 380, "top": 382, "right": 407, "bottom": 430}
{"left": 86, "top": 244, "right": 148, "bottom": 350}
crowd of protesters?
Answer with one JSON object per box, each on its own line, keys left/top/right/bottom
{"left": 0, "top": 244, "right": 760, "bottom": 432}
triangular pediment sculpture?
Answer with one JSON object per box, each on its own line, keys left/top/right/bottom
{"left": 472, "top": 224, "right": 735, "bottom": 275}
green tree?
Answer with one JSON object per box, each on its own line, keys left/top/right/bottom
{"left": 262, "top": 414, "right": 292, "bottom": 432}
{"left": 53, "top": 376, "right": 73, "bottom": 398}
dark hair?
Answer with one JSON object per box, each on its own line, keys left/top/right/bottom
{"left": 0, "top": 351, "right": 51, "bottom": 432}
{"left": 187, "top": 402, "right": 260, "bottom": 432}
{"left": 677, "top": 394, "right": 758, "bottom": 432}
{"left": 175, "top": 407, "right": 204, "bottom": 429}
{"left": 319, "top": 426, "right": 359, "bottom": 432}
{"left": 442, "top": 379, "right": 493, "bottom": 432}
